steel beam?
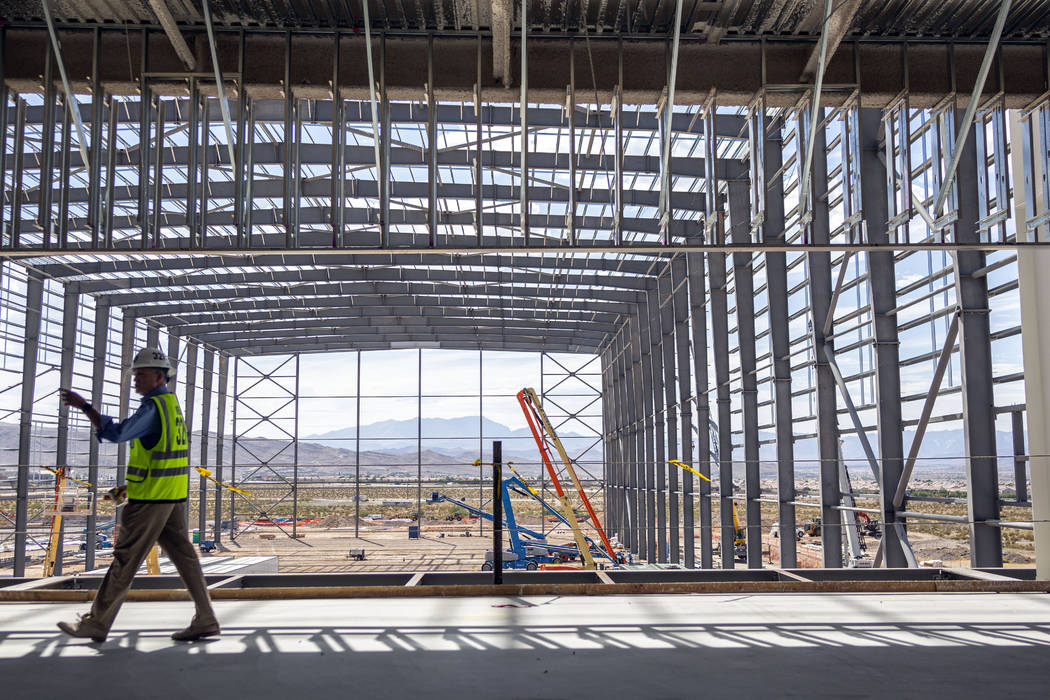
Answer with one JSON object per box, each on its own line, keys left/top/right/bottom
{"left": 13, "top": 271, "right": 43, "bottom": 577}
{"left": 53, "top": 284, "right": 79, "bottom": 574}
{"left": 686, "top": 248, "right": 714, "bottom": 568}
{"left": 658, "top": 271, "right": 680, "bottom": 563}
{"left": 214, "top": 353, "right": 229, "bottom": 544}
{"left": 85, "top": 301, "right": 109, "bottom": 570}
{"left": 117, "top": 315, "right": 135, "bottom": 488}
{"left": 648, "top": 290, "right": 668, "bottom": 562}
{"left": 638, "top": 297, "right": 658, "bottom": 560}
{"left": 861, "top": 107, "right": 910, "bottom": 568}
{"left": 199, "top": 347, "right": 213, "bottom": 544}
{"left": 708, "top": 248, "right": 733, "bottom": 569}
{"left": 181, "top": 342, "right": 194, "bottom": 522}
{"left": 954, "top": 109, "right": 1003, "bottom": 567}
{"left": 672, "top": 256, "right": 695, "bottom": 568}
{"left": 763, "top": 127, "right": 796, "bottom": 569}
{"left": 728, "top": 180, "right": 762, "bottom": 568}
{"left": 629, "top": 308, "right": 648, "bottom": 560}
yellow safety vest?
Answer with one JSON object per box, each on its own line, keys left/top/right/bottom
{"left": 126, "top": 393, "right": 189, "bottom": 502}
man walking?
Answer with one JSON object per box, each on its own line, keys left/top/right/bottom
{"left": 57, "top": 348, "right": 219, "bottom": 643}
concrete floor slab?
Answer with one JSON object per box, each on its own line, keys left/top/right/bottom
{"left": 2, "top": 593, "right": 1049, "bottom": 698}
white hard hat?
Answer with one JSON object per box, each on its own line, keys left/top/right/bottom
{"left": 130, "top": 348, "right": 175, "bottom": 376}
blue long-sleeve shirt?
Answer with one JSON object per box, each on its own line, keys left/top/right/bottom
{"left": 96, "top": 386, "right": 170, "bottom": 450}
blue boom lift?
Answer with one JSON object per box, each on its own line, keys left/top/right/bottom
{"left": 427, "top": 474, "right": 621, "bottom": 570}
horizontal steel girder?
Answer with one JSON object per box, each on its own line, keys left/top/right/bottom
{"left": 3, "top": 30, "right": 1045, "bottom": 107}
{"left": 168, "top": 313, "right": 621, "bottom": 339}
{"left": 20, "top": 212, "right": 699, "bottom": 243}
{"left": 210, "top": 329, "right": 603, "bottom": 354}
{"left": 234, "top": 338, "right": 595, "bottom": 356}
{"left": 20, "top": 180, "right": 705, "bottom": 216}
{"left": 155, "top": 304, "right": 625, "bottom": 333}
{"left": 16, "top": 143, "right": 742, "bottom": 180}
{"left": 76, "top": 264, "right": 655, "bottom": 295}
{"left": 123, "top": 292, "right": 636, "bottom": 321}
{"left": 97, "top": 278, "right": 646, "bottom": 308}
{"left": 31, "top": 251, "right": 667, "bottom": 279}
{"left": 6, "top": 100, "right": 749, "bottom": 139}
{"left": 189, "top": 323, "right": 612, "bottom": 347}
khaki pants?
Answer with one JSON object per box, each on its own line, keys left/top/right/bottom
{"left": 89, "top": 501, "right": 216, "bottom": 632}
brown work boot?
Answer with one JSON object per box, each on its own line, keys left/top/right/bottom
{"left": 57, "top": 614, "right": 107, "bottom": 643}
{"left": 171, "top": 615, "right": 220, "bottom": 641}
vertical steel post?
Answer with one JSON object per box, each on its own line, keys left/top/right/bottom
{"left": 638, "top": 299, "right": 658, "bottom": 560}
{"left": 167, "top": 332, "right": 180, "bottom": 396}
{"left": 1013, "top": 411, "right": 1028, "bottom": 502}
{"left": 687, "top": 249, "right": 714, "bottom": 568}
{"left": 492, "top": 440, "right": 503, "bottom": 584}
{"left": 728, "top": 180, "right": 762, "bottom": 568}
{"left": 57, "top": 93, "right": 71, "bottom": 248}
{"left": 103, "top": 95, "right": 117, "bottom": 249}
{"left": 427, "top": 36, "right": 438, "bottom": 248}
{"left": 138, "top": 32, "right": 150, "bottom": 249}
{"left": 672, "top": 257, "right": 695, "bottom": 567}
{"left": 0, "top": 28, "right": 8, "bottom": 243}
{"left": 659, "top": 273, "right": 680, "bottom": 562}
{"left": 13, "top": 272, "right": 43, "bottom": 577}
{"left": 89, "top": 28, "right": 103, "bottom": 244}
{"left": 379, "top": 38, "right": 391, "bottom": 248}
{"left": 10, "top": 98, "right": 26, "bottom": 249}
{"left": 54, "top": 285, "right": 79, "bottom": 574}
{"left": 187, "top": 79, "right": 200, "bottom": 247}
{"left": 953, "top": 108, "right": 1003, "bottom": 567}
{"left": 39, "top": 45, "right": 55, "bottom": 249}
{"left": 648, "top": 291, "right": 668, "bottom": 562}
{"left": 355, "top": 350, "right": 362, "bottom": 537}
{"left": 861, "top": 108, "right": 907, "bottom": 567}
{"left": 151, "top": 99, "right": 165, "bottom": 248}
{"left": 567, "top": 38, "right": 577, "bottom": 245}
{"left": 475, "top": 39, "right": 483, "bottom": 246}
{"left": 417, "top": 349, "right": 422, "bottom": 525}
{"left": 709, "top": 248, "right": 734, "bottom": 568}
{"left": 520, "top": 2, "right": 529, "bottom": 247}
{"left": 214, "top": 354, "right": 228, "bottom": 543}
{"left": 765, "top": 126, "right": 796, "bottom": 568}
{"left": 117, "top": 316, "right": 136, "bottom": 486}
{"left": 184, "top": 342, "right": 198, "bottom": 522}
{"left": 333, "top": 32, "right": 345, "bottom": 247}
{"left": 200, "top": 348, "right": 213, "bottom": 542}
{"left": 283, "top": 32, "right": 294, "bottom": 247}
{"left": 40, "top": 46, "right": 56, "bottom": 248}
{"left": 85, "top": 301, "right": 109, "bottom": 569}
{"left": 293, "top": 354, "right": 300, "bottom": 539}
{"left": 629, "top": 309, "right": 648, "bottom": 560}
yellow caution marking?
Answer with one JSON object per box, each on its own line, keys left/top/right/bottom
{"left": 40, "top": 465, "right": 92, "bottom": 488}
{"left": 195, "top": 467, "right": 252, "bottom": 497}
{"left": 669, "top": 459, "right": 712, "bottom": 482}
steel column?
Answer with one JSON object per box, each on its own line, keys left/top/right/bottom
{"left": 117, "top": 316, "right": 136, "bottom": 486}
{"left": 85, "top": 301, "right": 109, "bottom": 570}
{"left": 659, "top": 272, "right": 680, "bottom": 563}
{"left": 13, "top": 272, "right": 43, "bottom": 577}
{"left": 953, "top": 109, "right": 1003, "bottom": 567}
{"left": 728, "top": 180, "right": 762, "bottom": 567}
{"left": 200, "top": 348, "right": 214, "bottom": 543}
{"left": 184, "top": 342, "right": 198, "bottom": 522}
{"left": 214, "top": 353, "right": 229, "bottom": 544}
{"left": 638, "top": 299, "right": 658, "bottom": 560}
{"left": 54, "top": 284, "right": 79, "bottom": 574}
{"left": 629, "top": 308, "right": 648, "bottom": 560}
{"left": 861, "top": 107, "right": 908, "bottom": 567}
{"left": 1013, "top": 411, "right": 1028, "bottom": 502}
{"left": 764, "top": 127, "right": 796, "bottom": 569}
{"left": 648, "top": 290, "right": 668, "bottom": 562}
{"left": 672, "top": 256, "right": 695, "bottom": 568}
{"left": 709, "top": 249, "right": 734, "bottom": 569}
{"left": 687, "top": 250, "right": 714, "bottom": 568}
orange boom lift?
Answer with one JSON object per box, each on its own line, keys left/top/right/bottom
{"left": 517, "top": 388, "right": 618, "bottom": 569}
